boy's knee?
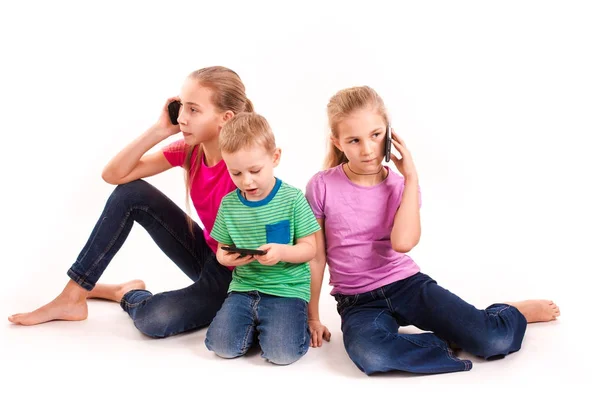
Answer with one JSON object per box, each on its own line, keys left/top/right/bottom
{"left": 261, "top": 346, "right": 306, "bottom": 365}
{"left": 205, "top": 335, "right": 247, "bottom": 359}
{"left": 260, "top": 327, "right": 309, "bottom": 366}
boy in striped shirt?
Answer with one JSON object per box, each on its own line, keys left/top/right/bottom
{"left": 205, "top": 112, "right": 321, "bottom": 365}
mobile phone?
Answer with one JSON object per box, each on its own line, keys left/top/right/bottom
{"left": 168, "top": 100, "right": 181, "bottom": 125}
{"left": 384, "top": 124, "right": 392, "bottom": 162}
{"left": 221, "top": 246, "right": 267, "bottom": 256}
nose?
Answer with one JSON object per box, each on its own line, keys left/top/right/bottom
{"left": 242, "top": 174, "right": 253, "bottom": 187}
{"left": 177, "top": 109, "right": 186, "bottom": 125}
{"left": 361, "top": 141, "right": 375, "bottom": 156}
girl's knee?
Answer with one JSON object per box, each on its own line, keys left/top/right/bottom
{"left": 131, "top": 301, "right": 182, "bottom": 339}
{"left": 346, "top": 341, "right": 387, "bottom": 375}
{"left": 111, "top": 179, "right": 151, "bottom": 202}
{"left": 479, "top": 336, "right": 520, "bottom": 360}
{"left": 133, "top": 317, "right": 171, "bottom": 339}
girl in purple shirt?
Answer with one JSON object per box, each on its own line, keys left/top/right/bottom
{"left": 305, "top": 86, "right": 560, "bottom": 375}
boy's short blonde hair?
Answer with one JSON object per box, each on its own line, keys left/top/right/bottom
{"left": 219, "top": 112, "right": 276, "bottom": 154}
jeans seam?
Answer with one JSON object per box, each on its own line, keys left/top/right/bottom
{"left": 75, "top": 217, "right": 106, "bottom": 265}
{"left": 78, "top": 207, "right": 137, "bottom": 283}
{"left": 80, "top": 205, "right": 202, "bottom": 285}
{"left": 121, "top": 299, "right": 145, "bottom": 308}
{"left": 379, "top": 287, "right": 393, "bottom": 312}
{"left": 373, "top": 309, "right": 400, "bottom": 342}
{"left": 300, "top": 302, "right": 309, "bottom": 351}
{"left": 488, "top": 305, "right": 510, "bottom": 317}
{"left": 241, "top": 294, "right": 260, "bottom": 354}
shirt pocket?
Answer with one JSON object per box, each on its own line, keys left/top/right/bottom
{"left": 265, "top": 220, "right": 291, "bottom": 244}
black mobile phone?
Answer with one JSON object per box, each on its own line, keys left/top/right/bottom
{"left": 167, "top": 100, "right": 181, "bottom": 125}
{"left": 221, "top": 246, "right": 267, "bottom": 256}
{"left": 384, "top": 124, "right": 392, "bottom": 162}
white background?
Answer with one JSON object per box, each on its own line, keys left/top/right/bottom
{"left": 1, "top": 0, "right": 598, "bottom": 396}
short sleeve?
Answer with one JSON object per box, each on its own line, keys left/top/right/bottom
{"left": 162, "top": 139, "right": 187, "bottom": 167}
{"left": 209, "top": 200, "right": 233, "bottom": 245}
{"left": 293, "top": 191, "right": 321, "bottom": 240}
{"left": 305, "top": 172, "right": 325, "bottom": 219}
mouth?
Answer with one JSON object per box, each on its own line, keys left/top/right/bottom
{"left": 245, "top": 188, "right": 259, "bottom": 195}
{"left": 362, "top": 158, "right": 377, "bottom": 163}
{"left": 182, "top": 131, "right": 192, "bottom": 137}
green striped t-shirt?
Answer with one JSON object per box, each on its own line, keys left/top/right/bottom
{"left": 210, "top": 178, "right": 320, "bottom": 302}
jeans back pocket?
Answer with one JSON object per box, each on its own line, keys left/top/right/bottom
{"left": 266, "top": 220, "right": 291, "bottom": 244}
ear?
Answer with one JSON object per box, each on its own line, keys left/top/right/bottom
{"left": 221, "top": 110, "right": 235, "bottom": 124}
{"left": 331, "top": 136, "right": 343, "bottom": 152}
{"left": 272, "top": 147, "right": 282, "bottom": 167}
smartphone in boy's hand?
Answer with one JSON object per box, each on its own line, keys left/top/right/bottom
{"left": 221, "top": 246, "right": 267, "bottom": 257}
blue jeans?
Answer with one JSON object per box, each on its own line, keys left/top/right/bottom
{"left": 205, "top": 291, "right": 310, "bottom": 365}
{"left": 67, "top": 180, "right": 232, "bottom": 338}
{"left": 335, "top": 272, "right": 527, "bottom": 375}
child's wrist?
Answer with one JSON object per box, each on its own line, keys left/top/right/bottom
{"left": 404, "top": 175, "right": 419, "bottom": 185}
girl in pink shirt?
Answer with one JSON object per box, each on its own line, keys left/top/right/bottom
{"left": 9, "top": 67, "right": 255, "bottom": 338}
{"left": 305, "top": 86, "right": 561, "bottom": 374}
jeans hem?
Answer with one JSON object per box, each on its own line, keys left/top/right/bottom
{"left": 67, "top": 268, "right": 95, "bottom": 291}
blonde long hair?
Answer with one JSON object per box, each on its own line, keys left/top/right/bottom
{"left": 324, "top": 86, "right": 389, "bottom": 169}
{"left": 183, "top": 66, "right": 253, "bottom": 231}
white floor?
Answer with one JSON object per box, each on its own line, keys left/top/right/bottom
{"left": 0, "top": 238, "right": 590, "bottom": 397}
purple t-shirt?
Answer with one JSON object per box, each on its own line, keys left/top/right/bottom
{"left": 305, "top": 164, "right": 421, "bottom": 295}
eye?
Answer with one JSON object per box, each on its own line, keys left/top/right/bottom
{"left": 231, "top": 172, "right": 241, "bottom": 176}
{"left": 349, "top": 139, "right": 358, "bottom": 144}
{"left": 373, "top": 132, "right": 381, "bottom": 138}
{"left": 190, "top": 108, "right": 197, "bottom": 113}
{"left": 250, "top": 170, "right": 261, "bottom": 174}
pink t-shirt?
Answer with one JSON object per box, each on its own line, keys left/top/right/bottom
{"left": 305, "top": 164, "right": 421, "bottom": 295}
{"left": 162, "top": 140, "right": 237, "bottom": 261}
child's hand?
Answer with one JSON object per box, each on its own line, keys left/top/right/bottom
{"left": 308, "top": 319, "right": 331, "bottom": 348}
{"left": 220, "top": 251, "right": 254, "bottom": 267}
{"left": 254, "top": 244, "right": 284, "bottom": 265}
{"left": 390, "top": 130, "right": 418, "bottom": 181}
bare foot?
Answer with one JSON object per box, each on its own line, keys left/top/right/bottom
{"left": 87, "top": 280, "right": 146, "bottom": 303}
{"left": 506, "top": 300, "right": 560, "bottom": 323}
{"left": 8, "top": 280, "right": 88, "bottom": 326}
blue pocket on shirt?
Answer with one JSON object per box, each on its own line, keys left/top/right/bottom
{"left": 266, "top": 220, "right": 291, "bottom": 244}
